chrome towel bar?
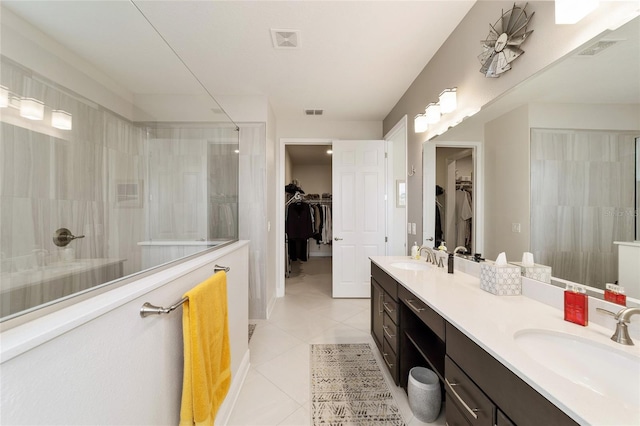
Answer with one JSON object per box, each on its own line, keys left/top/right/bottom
{"left": 139, "top": 264, "right": 230, "bottom": 318}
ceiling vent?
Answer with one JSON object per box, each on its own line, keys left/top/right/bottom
{"left": 576, "top": 40, "right": 618, "bottom": 56}
{"left": 271, "top": 29, "right": 300, "bottom": 49}
{"left": 304, "top": 109, "right": 324, "bottom": 116}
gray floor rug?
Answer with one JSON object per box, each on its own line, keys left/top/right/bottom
{"left": 310, "top": 343, "right": 406, "bottom": 425}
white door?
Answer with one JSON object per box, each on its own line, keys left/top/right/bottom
{"left": 332, "top": 140, "right": 386, "bottom": 298}
{"left": 446, "top": 159, "right": 457, "bottom": 247}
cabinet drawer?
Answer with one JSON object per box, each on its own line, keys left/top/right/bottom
{"left": 383, "top": 312, "right": 398, "bottom": 350}
{"left": 399, "top": 286, "right": 445, "bottom": 340}
{"left": 445, "top": 356, "right": 495, "bottom": 426}
{"left": 446, "top": 393, "right": 473, "bottom": 426}
{"left": 382, "top": 293, "right": 399, "bottom": 324}
{"left": 371, "top": 263, "right": 398, "bottom": 300}
{"left": 382, "top": 337, "right": 398, "bottom": 384}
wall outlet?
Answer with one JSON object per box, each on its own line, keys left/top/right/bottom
{"left": 411, "top": 223, "right": 417, "bottom": 235}
{"left": 512, "top": 223, "right": 521, "bottom": 233}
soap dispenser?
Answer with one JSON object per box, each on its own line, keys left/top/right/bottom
{"left": 411, "top": 242, "right": 419, "bottom": 259}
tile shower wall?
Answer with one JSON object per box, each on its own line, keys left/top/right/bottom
{"left": 0, "top": 58, "right": 145, "bottom": 316}
{"left": 0, "top": 57, "right": 239, "bottom": 319}
{"left": 147, "top": 127, "right": 238, "bottom": 241}
{"left": 530, "top": 129, "right": 636, "bottom": 288}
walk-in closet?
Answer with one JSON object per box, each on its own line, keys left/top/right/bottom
{"left": 284, "top": 145, "right": 333, "bottom": 290}
{"left": 435, "top": 147, "right": 474, "bottom": 254}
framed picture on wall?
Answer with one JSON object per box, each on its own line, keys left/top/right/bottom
{"left": 396, "top": 180, "right": 406, "bottom": 207}
{"left": 116, "top": 180, "right": 143, "bottom": 208}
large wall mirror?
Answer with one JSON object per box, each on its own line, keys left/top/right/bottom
{"left": 425, "top": 15, "right": 639, "bottom": 301}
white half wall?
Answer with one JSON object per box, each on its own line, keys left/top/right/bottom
{"left": 0, "top": 241, "right": 249, "bottom": 425}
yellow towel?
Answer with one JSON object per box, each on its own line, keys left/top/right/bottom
{"left": 180, "top": 271, "right": 231, "bottom": 426}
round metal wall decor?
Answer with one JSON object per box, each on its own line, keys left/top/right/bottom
{"left": 479, "top": 3, "right": 534, "bottom": 78}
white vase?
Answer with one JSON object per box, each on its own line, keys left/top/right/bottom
{"left": 408, "top": 367, "right": 441, "bottom": 423}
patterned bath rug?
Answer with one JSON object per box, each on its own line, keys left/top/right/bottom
{"left": 310, "top": 343, "right": 406, "bottom": 425}
{"left": 248, "top": 323, "right": 256, "bottom": 343}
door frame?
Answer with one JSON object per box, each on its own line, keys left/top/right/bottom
{"left": 277, "top": 138, "right": 333, "bottom": 299}
{"left": 423, "top": 140, "right": 484, "bottom": 255}
{"left": 383, "top": 115, "right": 408, "bottom": 256}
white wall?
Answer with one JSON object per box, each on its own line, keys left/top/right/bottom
{"left": 278, "top": 119, "right": 382, "bottom": 141}
{"left": 291, "top": 164, "right": 332, "bottom": 196}
{"left": 0, "top": 241, "right": 249, "bottom": 425}
{"left": 484, "top": 105, "right": 531, "bottom": 260}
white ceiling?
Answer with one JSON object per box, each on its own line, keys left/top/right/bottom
{"left": 2, "top": 0, "right": 476, "bottom": 122}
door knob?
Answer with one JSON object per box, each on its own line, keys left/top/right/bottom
{"left": 334, "top": 237, "right": 343, "bottom": 241}
{"left": 425, "top": 237, "right": 434, "bottom": 241}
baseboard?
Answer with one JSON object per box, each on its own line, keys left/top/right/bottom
{"left": 215, "top": 349, "right": 251, "bottom": 425}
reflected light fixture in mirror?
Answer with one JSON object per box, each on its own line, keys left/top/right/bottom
{"left": 425, "top": 102, "right": 441, "bottom": 124}
{"left": 555, "top": 0, "right": 599, "bottom": 24}
{"left": 414, "top": 113, "right": 428, "bottom": 133}
{"left": 439, "top": 88, "right": 457, "bottom": 114}
{"left": 19, "top": 97, "right": 44, "bottom": 120}
{"left": 51, "top": 110, "right": 72, "bottom": 130}
{"left": 0, "top": 86, "right": 8, "bottom": 107}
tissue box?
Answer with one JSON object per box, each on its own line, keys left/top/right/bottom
{"left": 479, "top": 262, "right": 522, "bottom": 296}
{"left": 511, "top": 262, "right": 552, "bottom": 284}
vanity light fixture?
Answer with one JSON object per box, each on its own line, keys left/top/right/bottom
{"left": 439, "top": 88, "right": 457, "bottom": 114}
{"left": 19, "top": 97, "right": 44, "bottom": 120}
{"left": 0, "top": 86, "right": 8, "bottom": 108}
{"left": 51, "top": 110, "right": 72, "bottom": 130}
{"left": 555, "top": 0, "right": 599, "bottom": 24}
{"left": 414, "top": 113, "right": 428, "bottom": 133}
{"left": 425, "top": 103, "right": 441, "bottom": 124}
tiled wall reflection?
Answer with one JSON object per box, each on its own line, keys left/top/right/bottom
{"left": 530, "top": 129, "right": 636, "bottom": 288}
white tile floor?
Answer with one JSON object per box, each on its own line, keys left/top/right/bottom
{"left": 227, "top": 257, "right": 446, "bottom": 426}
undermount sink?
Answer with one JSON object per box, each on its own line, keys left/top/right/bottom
{"left": 514, "top": 329, "right": 640, "bottom": 407}
{"left": 389, "top": 261, "right": 430, "bottom": 271}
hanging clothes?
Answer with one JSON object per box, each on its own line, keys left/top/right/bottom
{"left": 286, "top": 202, "right": 314, "bottom": 261}
{"left": 455, "top": 189, "right": 473, "bottom": 248}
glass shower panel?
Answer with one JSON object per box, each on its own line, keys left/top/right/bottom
{"left": 0, "top": 2, "right": 239, "bottom": 323}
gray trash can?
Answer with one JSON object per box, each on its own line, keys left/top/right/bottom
{"left": 408, "top": 367, "right": 441, "bottom": 423}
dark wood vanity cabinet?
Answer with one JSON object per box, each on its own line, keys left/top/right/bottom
{"left": 446, "top": 324, "right": 577, "bottom": 426}
{"left": 370, "top": 262, "right": 579, "bottom": 426}
{"left": 371, "top": 264, "right": 400, "bottom": 384}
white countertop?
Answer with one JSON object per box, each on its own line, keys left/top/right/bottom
{"left": 370, "top": 256, "right": 640, "bottom": 426}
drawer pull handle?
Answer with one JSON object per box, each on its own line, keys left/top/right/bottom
{"left": 445, "top": 378, "right": 479, "bottom": 420}
{"left": 383, "top": 325, "right": 396, "bottom": 339}
{"left": 405, "top": 299, "right": 426, "bottom": 312}
{"left": 382, "top": 302, "right": 395, "bottom": 314}
{"left": 382, "top": 352, "right": 394, "bottom": 368}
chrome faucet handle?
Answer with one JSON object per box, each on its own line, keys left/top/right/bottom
{"left": 596, "top": 307, "right": 640, "bottom": 346}
{"left": 419, "top": 246, "right": 436, "bottom": 264}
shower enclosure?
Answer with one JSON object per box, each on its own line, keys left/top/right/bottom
{"left": 0, "top": 3, "right": 239, "bottom": 322}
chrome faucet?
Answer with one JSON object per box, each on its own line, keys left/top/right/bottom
{"left": 453, "top": 246, "right": 468, "bottom": 255}
{"left": 597, "top": 306, "right": 640, "bottom": 346}
{"left": 419, "top": 246, "right": 436, "bottom": 264}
